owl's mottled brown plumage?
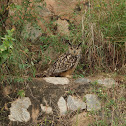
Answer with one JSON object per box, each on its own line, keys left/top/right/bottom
{"left": 43, "top": 42, "right": 82, "bottom": 77}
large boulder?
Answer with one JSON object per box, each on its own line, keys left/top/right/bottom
{"left": 9, "top": 97, "right": 31, "bottom": 122}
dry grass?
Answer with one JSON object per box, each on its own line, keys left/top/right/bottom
{"left": 91, "top": 81, "right": 126, "bottom": 126}
{"left": 79, "top": 0, "right": 126, "bottom": 74}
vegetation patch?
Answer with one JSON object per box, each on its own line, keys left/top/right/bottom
{"left": 0, "top": 0, "right": 125, "bottom": 125}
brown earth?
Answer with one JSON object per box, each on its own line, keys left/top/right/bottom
{"left": 0, "top": 77, "right": 95, "bottom": 126}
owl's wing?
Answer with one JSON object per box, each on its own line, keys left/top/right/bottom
{"left": 49, "top": 53, "right": 78, "bottom": 75}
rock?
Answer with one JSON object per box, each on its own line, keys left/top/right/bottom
{"left": 40, "top": 104, "right": 53, "bottom": 114}
{"left": 85, "top": 94, "right": 101, "bottom": 111}
{"left": 74, "top": 78, "right": 91, "bottom": 84}
{"left": 67, "top": 95, "right": 86, "bottom": 111}
{"left": 43, "top": 47, "right": 59, "bottom": 62}
{"left": 71, "top": 112, "right": 94, "bottom": 126}
{"left": 3, "top": 86, "right": 12, "bottom": 96}
{"left": 32, "top": 2, "right": 52, "bottom": 17}
{"left": 9, "top": 97, "right": 31, "bottom": 122}
{"left": 43, "top": 77, "right": 70, "bottom": 85}
{"left": 21, "top": 22, "right": 42, "bottom": 42}
{"left": 97, "top": 78, "right": 118, "bottom": 88}
{"left": 55, "top": 18, "right": 70, "bottom": 36}
{"left": 45, "top": 0, "right": 88, "bottom": 20}
{"left": 45, "top": 0, "right": 75, "bottom": 20}
{"left": 58, "top": 97, "right": 67, "bottom": 115}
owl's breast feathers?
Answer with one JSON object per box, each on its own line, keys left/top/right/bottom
{"left": 45, "top": 53, "right": 80, "bottom": 77}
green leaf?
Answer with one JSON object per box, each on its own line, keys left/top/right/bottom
{"left": 18, "top": 90, "right": 25, "bottom": 97}
{"left": 0, "top": 44, "right": 7, "bottom": 52}
{"left": 15, "top": 5, "right": 22, "bottom": 10}
{"left": 37, "top": 5, "right": 43, "bottom": 9}
{"left": 24, "top": 49, "right": 29, "bottom": 53}
{"left": 2, "top": 50, "right": 9, "bottom": 59}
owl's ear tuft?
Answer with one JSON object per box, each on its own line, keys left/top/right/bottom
{"left": 78, "top": 42, "right": 82, "bottom": 47}
{"left": 68, "top": 41, "right": 72, "bottom": 46}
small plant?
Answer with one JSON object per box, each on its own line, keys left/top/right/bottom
{"left": 91, "top": 81, "right": 98, "bottom": 86}
{"left": 0, "top": 29, "right": 15, "bottom": 64}
{"left": 67, "top": 90, "right": 74, "bottom": 95}
{"left": 83, "top": 96, "right": 86, "bottom": 102}
{"left": 43, "top": 118, "right": 52, "bottom": 126}
{"left": 17, "top": 90, "right": 25, "bottom": 97}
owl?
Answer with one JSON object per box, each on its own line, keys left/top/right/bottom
{"left": 38, "top": 42, "right": 82, "bottom": 78}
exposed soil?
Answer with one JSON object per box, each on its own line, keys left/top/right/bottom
{"left": 0, "top": 77, "right": 91, "bottom": 126}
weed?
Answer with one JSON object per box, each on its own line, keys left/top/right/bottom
{"left": 91, "top": 83, "right": 126, "bottom": 126}
{"left": 17, "top": 90, "right": 25, "bottom": 97}
{"left": 0, "top": 29, "right": 15, "bottom": 64}
{"left": 67, "top": 90, "right": 75, "bottom": 95}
